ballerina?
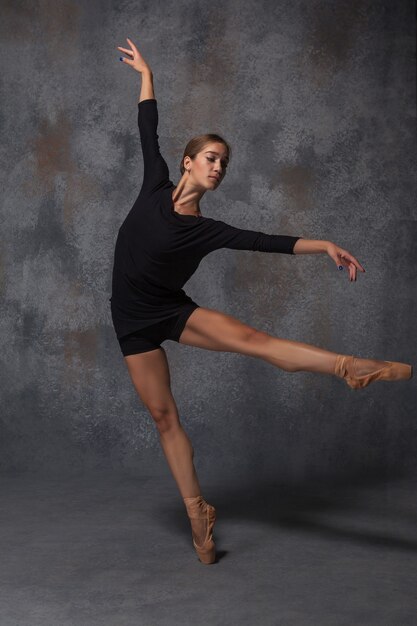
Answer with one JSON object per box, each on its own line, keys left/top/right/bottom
{"left": 110, "top": 38, "right": 413, "bottom": 564}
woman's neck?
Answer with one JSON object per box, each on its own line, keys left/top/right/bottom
{"left": 172, "top": 177, "right": 204, "bottom": 216}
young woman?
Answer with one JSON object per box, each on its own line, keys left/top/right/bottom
{"left": 110, "top": 38, "right": 413, "bottom": 565}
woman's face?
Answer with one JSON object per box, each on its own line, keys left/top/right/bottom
{"left": 186, "top": 142, "right": 229, "bottom": 189}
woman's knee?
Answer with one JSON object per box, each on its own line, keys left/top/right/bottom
{"left": 243, "top": 328, "right": 274, "bottom": 356}
{"left": 147, "top": 404, "right": 180, "bottom": 434}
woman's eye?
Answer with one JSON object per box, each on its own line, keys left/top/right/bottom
{"left": 207, "top": 156, "right": 227, "bottom": 167}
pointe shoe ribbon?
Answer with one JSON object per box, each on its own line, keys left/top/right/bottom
{"left": 335, "top": 355, "right": 413, "bottom": 390}
{"left": 183, "top": 495, "right": 216, "bottom": 564}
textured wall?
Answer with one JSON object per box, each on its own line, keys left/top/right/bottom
{"left": 1, "top": 0, "right": 415, "bottom": 483}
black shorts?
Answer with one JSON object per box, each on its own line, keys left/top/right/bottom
{"left": 118, "top": 304, "right": 200, "bottom": 357}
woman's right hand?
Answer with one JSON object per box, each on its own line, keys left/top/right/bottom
{"left": 117, "top": 38, "right": 152, "bottom": 74}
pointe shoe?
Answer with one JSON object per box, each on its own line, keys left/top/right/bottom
{"left": 183, "top": 495, "right": 216, "bottom": 564}
{"left": 334, "top": 355, "right": 413, "bottom": 390}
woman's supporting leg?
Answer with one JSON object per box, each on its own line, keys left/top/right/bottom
{"left": 123, "top": 347, "right": 211, "bottom": 547}
{"left": 124, "top": 347, "right": 201, "bottom": 498}
{"left": 179, "top": 307, "right": 412, "bottom": 387}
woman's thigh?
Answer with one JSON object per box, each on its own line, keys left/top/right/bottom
{"left": 124, "top": 348, "right": 178, "bottom": 418}
{"left": 178, "top": 307, "right": 271, "bottom": 355}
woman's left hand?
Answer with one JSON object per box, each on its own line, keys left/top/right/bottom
{"left": 326, "top": 242, "right": 365, "bottom": 282}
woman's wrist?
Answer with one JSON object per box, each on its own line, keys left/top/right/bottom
{"left": 293, "top": 239, "right": 330, "bottom": 254}
{"left": 139, "top": 70, "right": 155, "bottom": 102}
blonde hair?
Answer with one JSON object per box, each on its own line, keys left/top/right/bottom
{"left": 179, "top": 134, "right": 232, "bottom": 175}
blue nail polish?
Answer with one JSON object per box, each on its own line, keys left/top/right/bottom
{"left": 119, "top": 57, "right": 123, "bottom": 61}
{"left": 338, "top": 265, "right": 343, "bottom": 270}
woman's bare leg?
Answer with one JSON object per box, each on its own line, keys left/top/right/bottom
{"left": 123, "top": 348, "right": 208, "bottom": 544}
{"left": 124, "top": 348, "right": 201, "bottom": 498}
{"left": 179, "top": 308, "right": 392, "bottom": 378}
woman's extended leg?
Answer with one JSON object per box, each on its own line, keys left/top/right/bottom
{"left": 179, "top": 308, "right": 412, "bottom": 387}
{"left": 123, "top": 347, "right": 212, "bottom": 550}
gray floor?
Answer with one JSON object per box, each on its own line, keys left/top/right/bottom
{"left": 1, "top": 469, "right": 416, "bottom": 626}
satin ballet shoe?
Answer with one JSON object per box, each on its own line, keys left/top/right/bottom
{"left": 334, "top": 355, "right": 413, "bottom": 390}
{"left": 183, "top": 495, "right": 216, "bottom": 564}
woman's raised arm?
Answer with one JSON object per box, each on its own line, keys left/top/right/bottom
{"left": 117, "top": 37, "right": 155, "bottom": 102}
{"left": 117, "top": 37, "right": 170, "bottom": 193}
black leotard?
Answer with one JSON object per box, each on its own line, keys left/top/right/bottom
{"left": 109, "top": 98, "right": 302, "bottom": 339}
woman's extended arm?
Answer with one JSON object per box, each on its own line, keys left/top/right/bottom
{"left": 293, "top": 238, "right": 366, "bottom": 282}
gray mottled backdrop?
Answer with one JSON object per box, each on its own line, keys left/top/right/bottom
{"left": 1, "top": 0, "right": 415, "bottom": 484}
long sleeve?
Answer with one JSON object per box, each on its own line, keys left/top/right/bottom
{"left": 138, "top": 98, "right": 170, "bottom": 194}
{"left": 198, "top": 217, "right": 302, "bottom": 255}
